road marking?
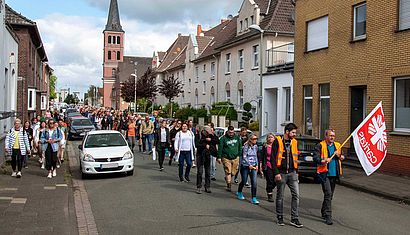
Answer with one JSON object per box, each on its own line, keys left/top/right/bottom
{"left": 0, "top": 188, "right": 18, "bottom": 191}
{"left": 0, "top": 197, "right": 13, "bottom": 200}
{"left": 56, "top": 184, "right": 68, "bottom": 187}
{"left": 11, "top": 198, "right": 27, "bottom": 204}
{"left": 44, "top": 186, "right": 56, "bottom": 190}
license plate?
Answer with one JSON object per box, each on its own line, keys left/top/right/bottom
{"left": 304, "top": 156, "right": 313, "bottom": 162}
{"left": 101, "top": 163, "right": 118, "bottom": 169}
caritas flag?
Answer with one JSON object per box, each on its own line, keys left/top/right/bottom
{"left": 352, "top": 101, "right": 387, "bottom": 176}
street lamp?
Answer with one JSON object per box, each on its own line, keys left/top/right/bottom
{"left": 249, "top": 24, "right": 264, "bottom": 136}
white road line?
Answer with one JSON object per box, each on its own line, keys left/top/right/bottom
{"left": 11, "top": 198, "right": 27, "bottom": 204}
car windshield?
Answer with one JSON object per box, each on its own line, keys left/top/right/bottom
{"left": 84, "top": 133, "right": 127, "bottom": 148}
{"left": 72, "top": 119, "right": 93, "bottom": 126}
{"left": 297, "top": 138, "right": 320, "bottom": 151}
{"left": 68, "top": 112, "right": 82, "bottom": 117}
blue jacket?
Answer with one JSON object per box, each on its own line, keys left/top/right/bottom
{"left": 241, "top": 144, "right": 258, "bottom": 167}
{"left": 40, "top": 128, "right": 62, "bottom": 152}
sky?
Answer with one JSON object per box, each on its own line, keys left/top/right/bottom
{"left": 5, "top": 0, "right": 240, "bottom": 97}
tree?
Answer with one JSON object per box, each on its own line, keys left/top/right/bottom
{"left": 64, "top": 94, "right": 76, "bottom": 104}
{"left": 121, "top": 68, "right": 158, "bottom": 103}
{"left": 241, "top": 102, "right": 253, "bottom": 125}
{"left": 49, "top": 74, "right": 57, "bottom": 100}
{"left": 158, "top": 75, "right": 183, "bottom": 116}
{"left": 210, "top": 101, "right": 238, "bottom": 121}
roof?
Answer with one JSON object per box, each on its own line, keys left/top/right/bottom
{"left": 196, "top": 36, "right": 213, "bottom": 55}
{"left": 5, "top": 4, "right": 48, "bottom": 62}
{"left": 166, "top": 47, "right": 186, "bottom": 71}
{"left": 156, "top": 35, "right": 189, "bottom": 72}
{"left": 158, "top": 52, "right": 166, "bottom": 61}
{"left": 117, "top": 56, "right": 152, "bottom": 84}
{"left": 254, "top": 0, "right": 271, "bottom": 15}
{"left": 88, "top": 130, "right": 121, "bottom": 135}
{"left": 104, "top": 0, "right": 124, "bottom": 32}
{"left": 194, "top": 16, "right": 238, "bottom": 62}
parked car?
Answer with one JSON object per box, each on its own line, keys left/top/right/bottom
{"left": 67, "top": 117, "right": 95, "bottom": 140}
{"left": 214, "top": 127, "right": 253, "bottom": 138}
{"left": 257, "top": 134, "right": 321, "bottom": 177}
{"left": 78, "top": 130, "right": 134, "bottom": 178}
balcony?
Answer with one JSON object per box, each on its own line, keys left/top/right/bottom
{"left": 266, "top": 42, "right": 294, "bottom": 72}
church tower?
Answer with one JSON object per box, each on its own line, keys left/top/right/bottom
{"left": 102, "top": 0, "right": 124, "bottom": 107}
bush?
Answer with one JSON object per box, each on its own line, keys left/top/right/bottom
{"left": 162, "top": 102, "right": 179, "bottom": 118}
{"left": 175, "top": 107, "right": 195, "bottom": 121}
{"left": 210, "top": 101, "right": 237, "bottom": 121}
{"left": 248, "top": 121, "right": 259, "bottom": 131}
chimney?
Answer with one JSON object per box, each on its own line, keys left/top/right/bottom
{"left": 197, "top": 25, "right": 203, "bottom": 36}
{"left": 178, "top": 33, "right": 182, "bottom": 37}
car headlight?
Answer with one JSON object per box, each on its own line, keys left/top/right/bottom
{"left": 122, "top": 151, "right": 133, "bottom": 160}
{"left": 83, "top": 154, "right": 95, "bottom": 162}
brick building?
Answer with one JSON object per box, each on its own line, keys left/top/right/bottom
{"left": 294, "top": 0, "right": 410, "bottom": 176}
{"left": 6, "top": 4, "right": 49, "bottom": 122}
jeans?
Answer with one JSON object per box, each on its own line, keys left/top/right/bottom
{"left": 143, "top": 134, "right": 153, "bottom": 152}
{"left": 264, "top": 167, "right": 277, "bottom": 194}
{"left": 210, "top": 155, "right": 216, "bottom": 178}
{"left": 321, "top": 176, "right": 337, "bottom": 218}
{"left": 276, "top": 171, "right": 300, "bottom": 220}
{"left": 45, "top": 144, "right": 57, "bottom": 171}
{"left": 196, "top": 150, "right": 211, "bottom": 188}
{"left": 178, "top": 151, "right": 192, "bottom": 179}
{"left": 157, "top": 143, "right": 167, "bottom": 168}
{"left": 127, "top": 136, "right": 136, "bottom": 150}
{"left": 11, "top": 149, "right": 24, "bottom": 172}
{"left": 238, "top": 165, "right": 258, "bottom": 197}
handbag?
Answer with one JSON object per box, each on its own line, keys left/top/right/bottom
{"left": 152, "top": 147, "right": 156, "bottom": 161}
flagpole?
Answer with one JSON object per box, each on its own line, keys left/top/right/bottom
{"left": 328, "top": 133, "right": 353, "bottom": 160}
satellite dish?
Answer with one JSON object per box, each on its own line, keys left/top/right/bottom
{"left": 227, "top": 14, "right": 233, "bottom": 20}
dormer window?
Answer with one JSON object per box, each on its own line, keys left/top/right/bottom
{"left": 245, "top": 18, "right": 248, "bottom": 29}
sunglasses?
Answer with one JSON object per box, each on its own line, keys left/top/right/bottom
{"left": 251, "top": 138, "right": 258, "bottom": 140}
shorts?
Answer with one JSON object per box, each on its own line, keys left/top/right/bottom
{"left": 222, "top": 158, "right": 239, "bottom": 176}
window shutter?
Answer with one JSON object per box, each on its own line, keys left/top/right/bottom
{"left": 307, "top": 16, "right": 328, "bottom": 51}
{"left": 400, "top": 0, "right": 410, "bottom": 30}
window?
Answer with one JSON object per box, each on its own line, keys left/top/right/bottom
{"left": 245, "top": 18, "right": 248, "bottom": 29}
{"left": 240, "top": 20, "right": 243, "bottom": 31}
{"left": 303, "top": 85, "right": 313, "bottom": 135}
{"left": 307, "top": 16, "right": 328, "bottom": 51}
{"left": 238, "top": 49, "right": 244, "bottom": 71}
{"left": 117, "top": 36, "right": 121, "bottom": 44}
{"left": 353, "top": 3, "right": 367, "bottom": 40}
{"left": 188, "top": 79, "right": 191, "bottom": 93}
{"left": 251, "top": 15, "right": 255, "bottom": 24}
{"left": 253, "top": 45, "right": 259, "bottom": 68}
{"left": 195, "top": 66, "right": 199, "bottom": 82}
{"left": 108, "top": 51, "right": 112, "bottom": 60}
{"left": 210, "top": 86, "right": 215, "bottom": 104}
{"left": 287, "top": 43, "right": 295, "bottom": 62}
{"left": 28, "top": 88, "right": 36, "bottom": 110}
{"left": 203, "top": 64, "right": 206, "bottom": 72}
{"left": 394, "top": 78, "right": 410, "bottom": 131}
{"left": 195, "top": 89, "right": 199, "bottom": 107}
{"left": 117, "top": 51, "right": 120, "bottom": 60}
{"left": 319, "top": 84, "right": 330, "bottom": 139}
{"left": 284, "top": 87, "right": 291, "bottom": 122}
{"left": 210, "top": 62, "right": 215, "bottom": 79}
{"left": 203, "top": 81, "right": 206, "bottom": 94}
{"left": 108, "top": 36, "right": 112, "bottom": 44}
{"left": 226, "top": 53, "right": 231, "bottom": 74}
{"left": 238, "top": 81, "right": 244, "bottom": 107}
{"left": 112, "top": 36, "right": 116, "bottom": 44}
{"left": 399, "top": 0, "right": 410, "bottom": 30}
{"left": 176, "top": 71, "right": 179, "bottom": 79}
{"left": 41, "top": 95, "right": 47, "bottom": 110}
{"left": 182, "top": 70, "right": 185, "bottom": 81}
{"left": 225, "top": 82, "right": 231, "bottom": 102}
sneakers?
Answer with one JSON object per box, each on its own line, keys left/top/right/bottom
{"left": 179, "top": 177, "right": 184, "bottom": 182}
{"left": 16, "top": 172, "right": 22, "bottom": 178}
{"left": 204, "top": 188, "right": 211, "bottom": 193}
{"left": 52, "top": 169, "right": 57, "bottom": 177}
{"left": 290, "top": 219, "right": 303, "bottom": 228}
{"left": 184, "top": 176, "right": 190, "bottom": 182}
{"left": 11, "top": 172, "right": 17, "bottom": 177}
{"left": 192, "top": 163, "right": 196, "bottom": 168}
{"left": 196, "top": 188, "right": 202, "bottom": 194}
{"left": 236, "top": 192, "right": 245, "bottom": 200}
{"left": 41, "top": 164, "right": 45, "bottom": 169}
{"left": 57, "top": 164, "right": 61, "bottom": 169}
{"left": 159, "top": 167, "right": 164, "bottom": 171}
{"left": 325, "top": 217, "right": 333, "bottom": 225}
{"left": 267, "top": 194, "right": 274, "bottom": 202}
{"left": 24, "top": 165, "right": 28, "bottom": 169}
{"left": 277, "top": 217, "right": 285, "bottom": 226}
{"left": 47, "top": 173, "right": 52, "bottom": 179}
{"left": 211, "top": 177, "right": 216, "bottom": 181}
{"left": 245, "top": 182, "right": 251, "bottom": 188}
{"left": 251, "top": 197, "right": 259, "bottom": 205}
{"left": 234, "top": 178, "right": 239, "bottom": 184}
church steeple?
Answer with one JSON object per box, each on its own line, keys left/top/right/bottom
{"left": 104, "top": 0, "right": 123, "bottom": 32}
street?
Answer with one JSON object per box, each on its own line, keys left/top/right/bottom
{"left": 68, "top": 141, "right": 410, "bottom": 235}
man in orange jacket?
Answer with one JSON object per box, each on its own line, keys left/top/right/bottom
{"left": 314, "top": 129, "right": 345, "bottom": 225}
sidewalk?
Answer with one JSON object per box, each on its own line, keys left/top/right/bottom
{"left": 340, "top": 167, "right": 410, "bottom": 204}
{"left": 0, "top": 156, "right": 78, "bottom": 234}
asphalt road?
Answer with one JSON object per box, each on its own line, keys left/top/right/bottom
{"left": 70, "top": 141, "right": 410, "bottom": 235}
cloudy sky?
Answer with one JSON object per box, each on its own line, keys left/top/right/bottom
{"left": 6, "top": 0, "right": 240, "bottom": 96}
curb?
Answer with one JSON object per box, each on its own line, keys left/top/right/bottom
{"left": 339, "top": 180, "right": 410, "bottom": 205}
{"left": 67, "top": 143, "right": 99, "bottom": 235}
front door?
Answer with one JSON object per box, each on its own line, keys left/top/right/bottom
{"left": 349, "top": 86, "right": 367, "bottom": 161}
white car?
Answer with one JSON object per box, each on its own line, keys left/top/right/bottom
{"left": 78, "top": 130, "right": 134, "bottom": 178}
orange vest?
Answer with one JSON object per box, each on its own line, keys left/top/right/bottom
{"left": 276, "top": 136, "right": 298, "bottom": 169}
{"left": 317, "top": 141, "right": 342, "bottom": 175}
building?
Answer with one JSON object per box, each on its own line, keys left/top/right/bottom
{"left": 294, "top": 0, "right": 410, "bottom": 176}
{"left": 56, "top": 88, "right": 69, "bottom": 103}
{"left": 6, "top": 4, "right": 48, "bottom": 122}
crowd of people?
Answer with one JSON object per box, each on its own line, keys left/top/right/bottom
{"left": 4, "top": 105, "right": 345, "bottom": 227}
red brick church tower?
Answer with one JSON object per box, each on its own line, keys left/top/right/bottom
{"left": 102, "top": 0, "right": 124, "bottom": 107}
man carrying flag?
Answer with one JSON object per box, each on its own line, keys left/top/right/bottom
{"left": 314, "top": 129, "right": 345, "bottom": 225}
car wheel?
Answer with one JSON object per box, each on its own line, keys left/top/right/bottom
{"left": 126, "top": 170, "right": 134, "bottom": 176}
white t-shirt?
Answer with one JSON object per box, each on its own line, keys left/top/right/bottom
{"left": 48, "top": 129, "right": 54, "bottom": 138}
{"left": 179, "top": 131, "right": 193, "bottom": 151}
{"left": 160, "top": 128, "right": 167, "bottom": 143}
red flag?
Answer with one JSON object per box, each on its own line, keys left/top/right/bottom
{"left": 352, "top": 101, "right": 387, "bottom": 176}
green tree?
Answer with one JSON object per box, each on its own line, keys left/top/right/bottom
{"left": 241, "top": 102, "right": 253, "bottom": 125}
{"left": 163, "top": 102, "right": 179, "bottom": 118}
{"left": 49, "top": 74, "right": 57, "bottom": 100}
{"left": 64, "top": 94, "right": 75, "bottom": 104}
{"left": 158, "top": 75, "right": 183, "bottom": 117}
{"left": 210, "top": 101, "right": 237, "bottom": 120}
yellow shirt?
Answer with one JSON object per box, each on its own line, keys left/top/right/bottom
{"left": 13, "top": 131, "right": 20, "bottom": 149}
